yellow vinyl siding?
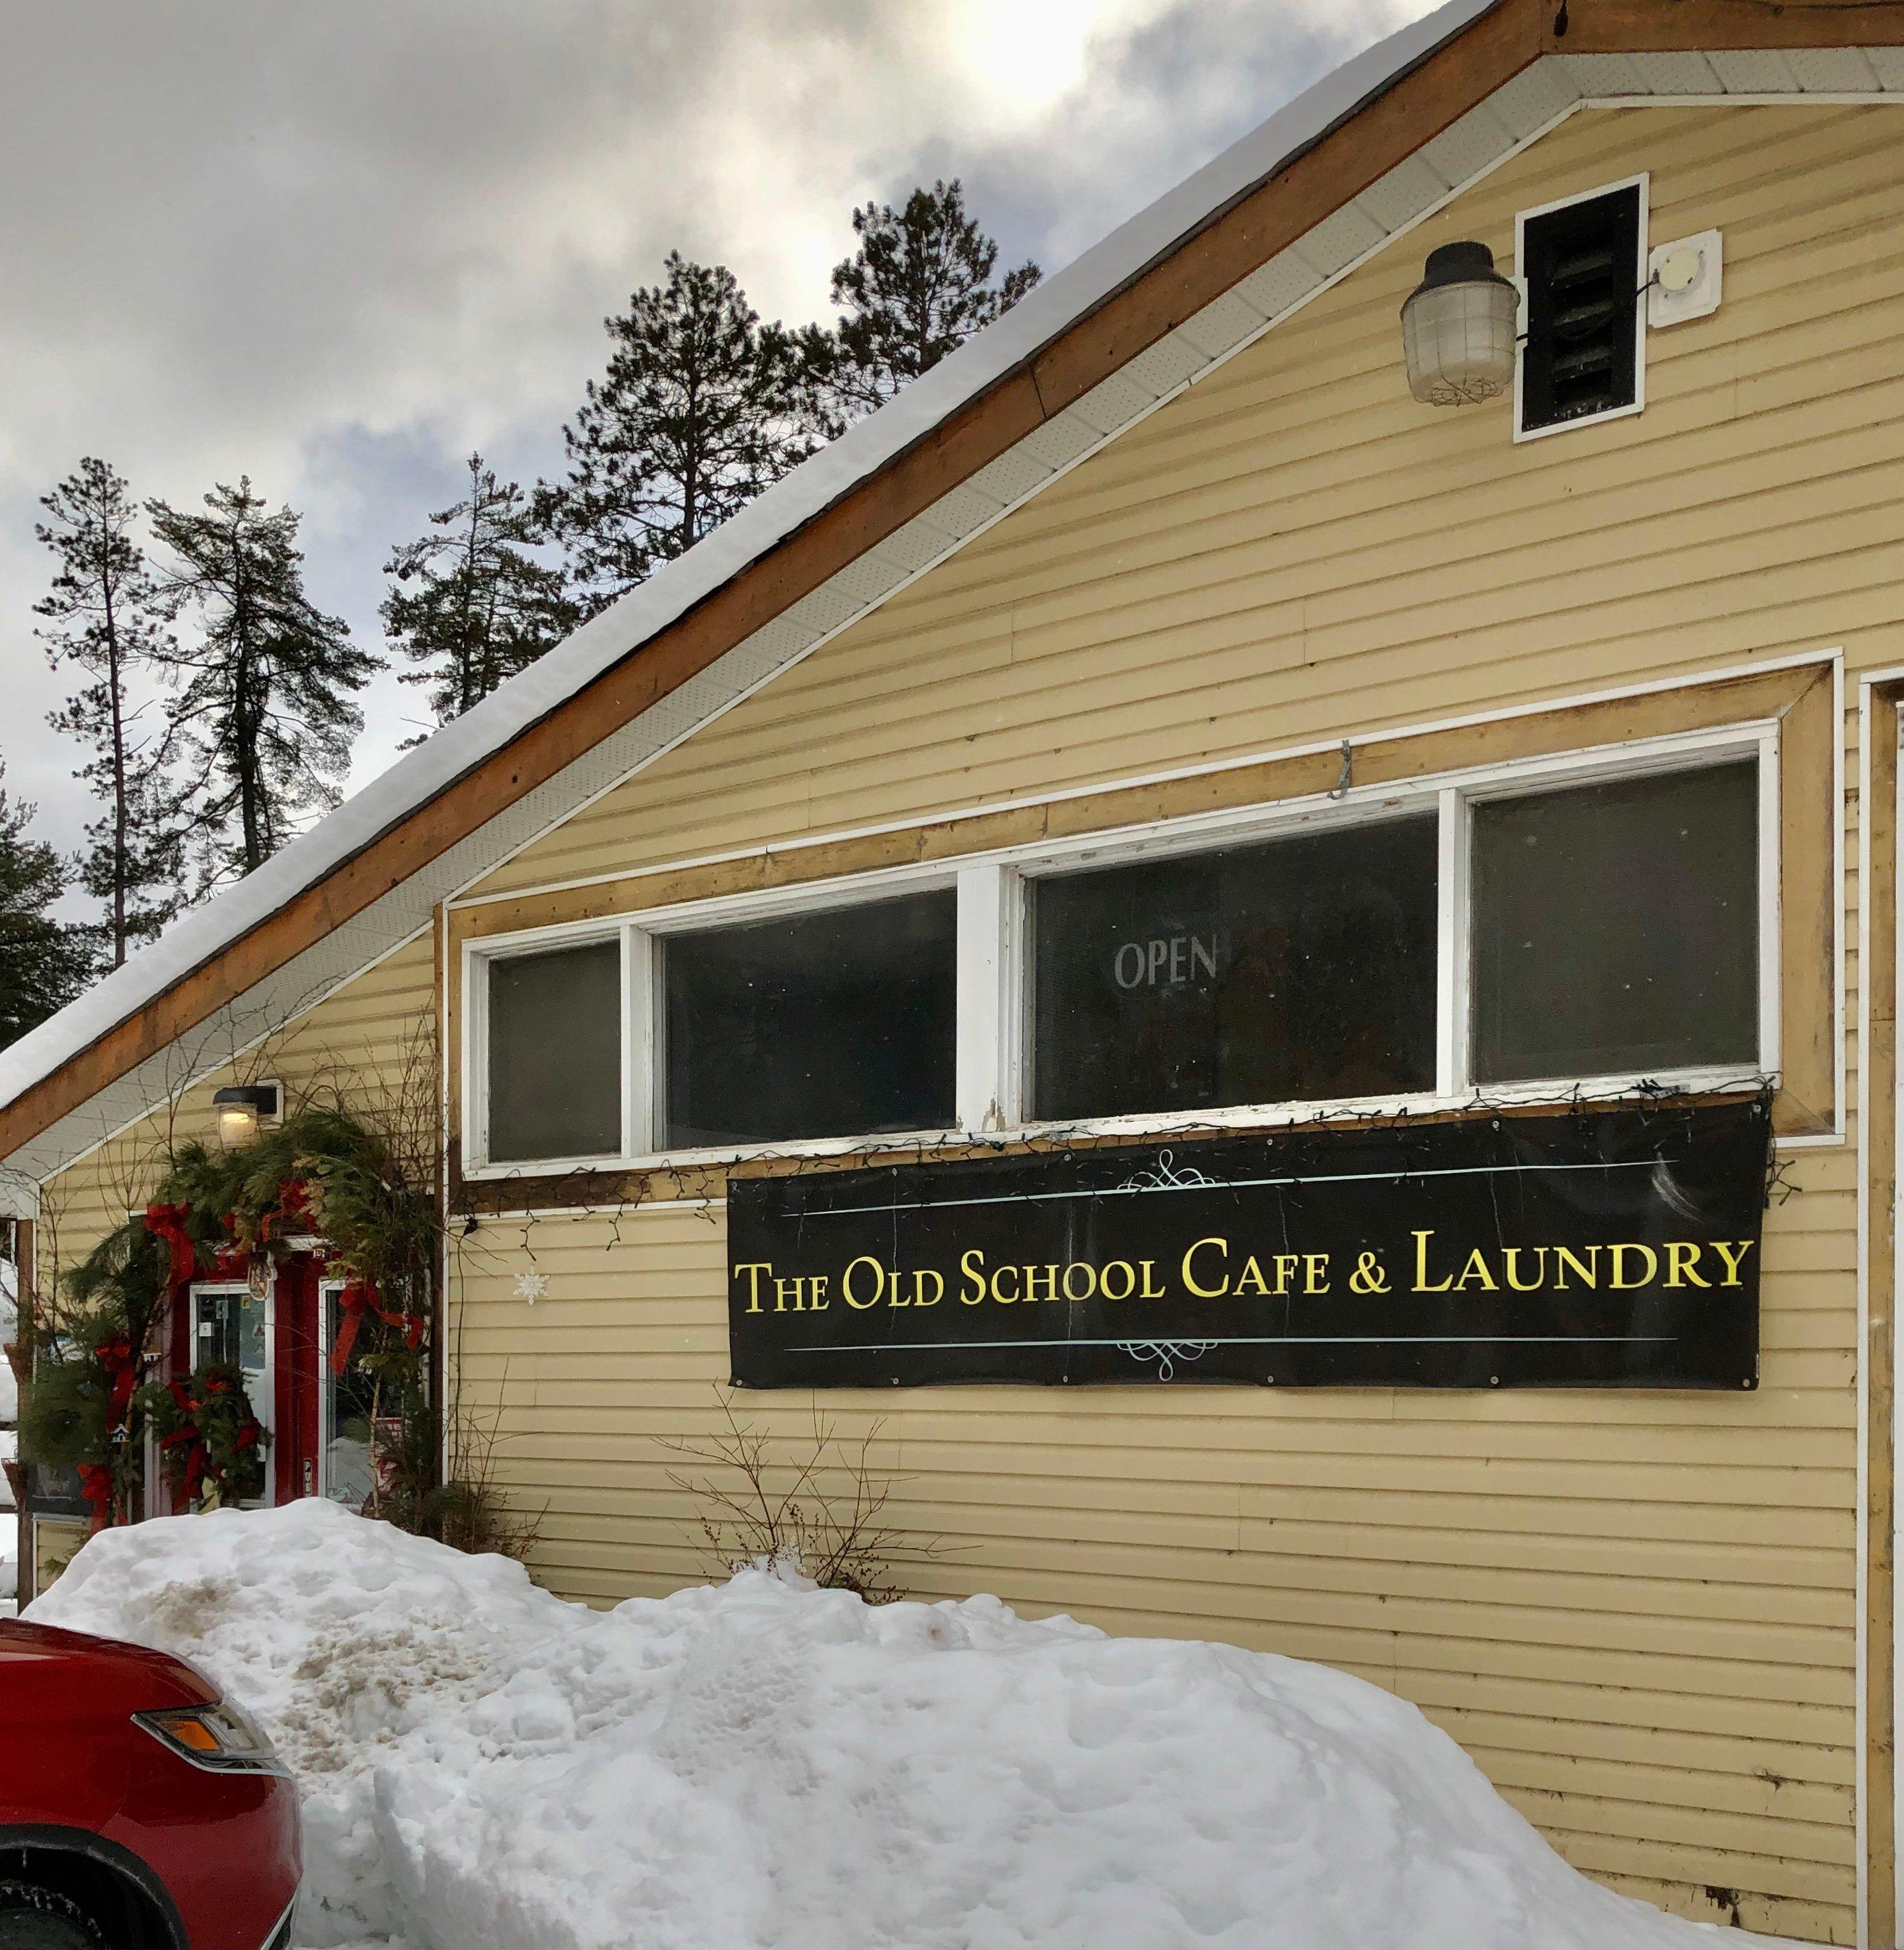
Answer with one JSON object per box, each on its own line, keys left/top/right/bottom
{"left": 476, "top": 106, "right": 1895, "bottom": 897}
{"left": 447, "top": 1175, "right": 1857, "bottom": 1940}
{"left": 37, "top": 932, "right": 436, "bottom": 1275}
{"left": 430, "top": 103, "right": 1894, "bottom": 1941}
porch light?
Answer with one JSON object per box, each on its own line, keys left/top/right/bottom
{"left": 213, "top": 1083, "right": 281, "bottom": 1148}
{"left": 1401, "top": 241, "right": 1518, "bottom": 406}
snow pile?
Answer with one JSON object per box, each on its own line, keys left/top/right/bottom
{"left": 0, "top": 1510, "right": 15, "bottom": 1613}
{"left": 29, "top": 1500, "right": 583, "bottom": 1938}
{"left": 31, "top": 1502, "right": 1763, "bottom": 1950}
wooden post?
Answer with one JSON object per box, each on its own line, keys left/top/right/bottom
{"left": 7, "top": 1218, "right": 34, "bottom": 1610}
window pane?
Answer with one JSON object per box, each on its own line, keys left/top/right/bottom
{"left": 1032, "top": 817, "right": 1439, "bottom": 1122}
{"left": 191, "top": 1287, "right": 267, "bottom": 1381}
{"left": 663, "top": 891, "right": 956, "bottom": 1148}
{"left": 322, "top": 1288, "right": 378, "bottom": 1511}
{"left": 486, "top": 938, "right": 623, "bottom": 1163}
{"left": 1471, "top": 760, "right": 1758, "bottom": 1083}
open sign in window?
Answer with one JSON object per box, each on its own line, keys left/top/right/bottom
{"left": 1029, "top": 816, "right": 1440, "bottom": 1121}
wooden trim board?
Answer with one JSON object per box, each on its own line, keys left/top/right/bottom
{"left": 446, "top": 661, "right": 1840, "bottom": 1212}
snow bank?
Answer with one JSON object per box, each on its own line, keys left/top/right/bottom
{"left": 29, "top": 1500, "right": 582, "bottom": 1938}
{"left": 29, "top": 1502, "right": 1766, "bottom": 1950}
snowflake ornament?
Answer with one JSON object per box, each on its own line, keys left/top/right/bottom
{"left": 513, "top": 1271, "right": 547, "bottom": 1305}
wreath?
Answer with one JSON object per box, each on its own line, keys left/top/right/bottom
{"left": 139, "top": 1362, "right": 270, "bottom": 1508}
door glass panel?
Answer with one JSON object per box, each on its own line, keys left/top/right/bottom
{"left": 192, "top": 1288, "right": 267, "bottom": 1394}
{"left": 321, "top": 1287, "right": 379, "bottom": 1511}
{"left": 1471, "top": 759, "right": 1760, "bottom": 1082}
{"left": 1031, "top": 816, "right": 1440, "bottom": 1121}
{"left": 190, "top": 1286, "right": 271, "bottom": 1502}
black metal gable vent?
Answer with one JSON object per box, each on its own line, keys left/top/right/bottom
{"left": 1519, "top": 181, "right": 1644, "bottom": 435}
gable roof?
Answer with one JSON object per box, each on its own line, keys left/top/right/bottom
{"left": 7, "top": 0, "right": 1904, "bottom": 1199}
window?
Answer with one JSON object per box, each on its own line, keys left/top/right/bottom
{"left": 1517, "top": 178, "right": 1646, "bottom": 438}
{"left": 1031, "top": 817, "right": 1439, "bottom": 1121}
{"left": 463, "top": 734, "right": 1778, "bottom": 1172}
{"left": 663, "top": 891, "right": 957, "bottom": 1148}
{"left": 189, "top": 1282, "right": 272, "bottom": 1506}
{"left": 321, "top": 1282, "right": 377, "bottom": 1511}
{"left": 485, "top": 937, "right": 623, "bottom": 1164}
{"left": 1471, "top": 760, "right": 1759, "bottom": 1083}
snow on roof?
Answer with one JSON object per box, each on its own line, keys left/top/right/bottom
{"left": 0, "top": 0, "right": 1499, "bottom": 1143}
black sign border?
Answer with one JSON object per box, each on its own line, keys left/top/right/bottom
{"left": 727, "top": 1096, "right": 1769, "bottom": 1394}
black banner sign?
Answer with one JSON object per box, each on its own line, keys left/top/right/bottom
{"left": 728, "top": 1100, "right": 1767, "bottom": 1390}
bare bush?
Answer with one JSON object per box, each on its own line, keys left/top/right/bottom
{"left": 658, "top": 1396, "right": 942, "bottom": 1604}
{"left": 383, "top": 1384, "right": 545, "bottom": 1566}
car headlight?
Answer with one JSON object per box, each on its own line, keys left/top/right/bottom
{"left": 133, "top": 1700, "right": 287, "bottom": 1774}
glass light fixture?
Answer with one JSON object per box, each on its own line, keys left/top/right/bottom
{"left": 212, "top": 1083, "right": 281, "bottom": 1148}
{"left": 1401, "top": 241, "right": 1518, "bottom": 407}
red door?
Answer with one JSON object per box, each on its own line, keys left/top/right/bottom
{"left": 164, "top": 1253, "right": 326, "bottom": 1511}
{"left": 273, "top": 1253, "right": 323, "bottom": 1505}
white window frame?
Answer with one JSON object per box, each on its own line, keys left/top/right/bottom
{"left": 461, "top": 720, "right": 1780, "bottom": 1178}
{"left": 186, "top": 1275, "right": 275, "bottom": 1508}
{"left": 1512, "top": 172, "right": 1650, "bottom": 444}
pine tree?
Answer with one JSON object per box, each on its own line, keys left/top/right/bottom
{"left": 806, "top": 180, "right": 1040, "bottom": 422}
{"left": 146, "top": 478, "right": 375, "bottom": 887}
{"left": 0, "top": 764, "right": 96, "bottom": 1049}
{"left": 541, "top": 254, "right": 819, "bottom": 611}
{"left": 35, "top": 457, "right": 185, "bottom": 965}
{"left": 383, "top": 453, "right": 578, "bottom": 737}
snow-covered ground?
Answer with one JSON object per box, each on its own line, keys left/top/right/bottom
{"left": 25, "top": 1502, "right": 1782, "bottom": 1950}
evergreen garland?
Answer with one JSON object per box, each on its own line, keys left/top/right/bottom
{"left": 20, "top": 1102, "right": 437, "bottom": 1528}
{"left": 21, "top": 1215, "right": 173, "bottom": 1525}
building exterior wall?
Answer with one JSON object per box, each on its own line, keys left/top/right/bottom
{"left": 33, "top": 100, "right": 1904, "bottom": 1942}
{"left": 443, "top": 104, "right": 1896, "bottom": 1942}
{"left": 36, "top": 933, "right": 436, "bottom": 1280}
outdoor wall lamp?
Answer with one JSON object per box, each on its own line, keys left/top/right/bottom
{"left": 1401, "top": 241, "right": 1519, "bottom": 406}
{"left": 212, "top": 1082, "right": 282, "bottom": 1148}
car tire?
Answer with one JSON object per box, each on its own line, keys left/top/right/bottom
{"left": 0, "top": 1884, "right": 105, "bottom": 1950}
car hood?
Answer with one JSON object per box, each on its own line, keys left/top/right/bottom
{"left": 0, "top": 1619, "right": 219, "bottom": 1718}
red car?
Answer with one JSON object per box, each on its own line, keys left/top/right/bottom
{"left": 0, "top": 1620, "right": 299, "bottom": 1950}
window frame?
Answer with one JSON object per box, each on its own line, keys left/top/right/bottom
{"left": 459, "top": 719, "right": 1780, "bottom": 1178}
{"left": 1512, "top": 172, "right": 1650, "bottom": 445}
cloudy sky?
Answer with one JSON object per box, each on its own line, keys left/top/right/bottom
{"left": 1, "top": 0, "right": 1431, "bottom": 912}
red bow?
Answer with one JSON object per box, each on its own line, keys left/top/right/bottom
{"left": 96, "top": 1336, "right": 139, "bottom": 1424}
{"left": 161, "top": 1380, "right": 208, "bottom": 1502}
{"left": 77, "top": 1461, "right": 116, "bottom": 1534}
{"left": 327, "top": 1277, "right": 425, "bottom": 1376}
{"left": 161, "top": 1429, "right": 208, "bottom": 1502}
{"left": 144, "top": 1203, "right": 198, "bottom": 1297}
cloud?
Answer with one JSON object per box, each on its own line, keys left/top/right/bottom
{"left": 0, "top": 0, "right": 1432, "bottom": 897}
